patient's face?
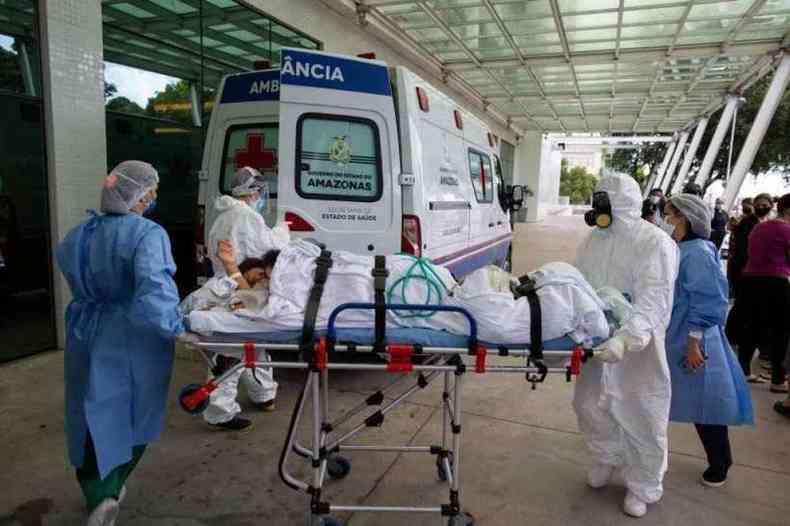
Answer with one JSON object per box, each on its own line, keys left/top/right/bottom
{"left": 243, "top": 268, "right": 267, "bottom": 287}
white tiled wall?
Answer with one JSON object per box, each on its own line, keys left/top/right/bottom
{"left": 39, "top": 0, "right": 107, "bottom": 347}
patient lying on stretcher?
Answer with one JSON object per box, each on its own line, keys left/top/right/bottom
{"left": 179, "top": 240, "right": 278, "bottom": 315}
{"left": 185, "top": 239, "right": 632, "bottom": 347}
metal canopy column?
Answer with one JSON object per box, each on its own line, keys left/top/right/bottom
{"left": 694, "top": 96, "right": 739, "bottom": 187}
{"left": 659, "top": 131, "right": 689, "bottom": 193}
{"left": 643, "top": 139, "right": 677, "bottom": 197}
{"left": 670, "top": 117, "right": 709, "bottom": 194}
{"left": 724, "top": 52, "right": 790, "bottom": 209}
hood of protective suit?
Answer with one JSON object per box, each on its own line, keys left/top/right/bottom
{"left": 595, "top": 173, "right": 642, "bottom": 228}
{"left": 214, "top": 194, "right": 248, "bottom": 213}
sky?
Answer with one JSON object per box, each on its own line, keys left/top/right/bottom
{"left": 704, "top": 171, "right": 790, "bottom": 206}
{"left": 0, "top": 34, "right": 15, "bottom": 53}
{"left": 103, "top": 61, "right": 180, "bottom": 107}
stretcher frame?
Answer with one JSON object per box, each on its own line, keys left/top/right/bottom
{"left": 179, "top": 302, "right": 593, "bottom": 526}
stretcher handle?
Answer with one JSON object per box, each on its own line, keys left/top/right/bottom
{"left": 326, "top": 302, "right": 478, "bottom": 342}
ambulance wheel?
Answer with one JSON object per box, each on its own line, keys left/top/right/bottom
{"left": 178, "top": 384, "right": 209, "bottom": 415}
{"left": 447, "top": 512, "right": 475, "bottom": 526}
{"left": 436, "top": 452, "right": 455, "bottom": 482}
{"left": 327, "top": 455, "right": 351, "bottom": 480}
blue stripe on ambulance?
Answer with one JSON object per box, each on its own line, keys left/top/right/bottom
{"left": 220, "top": 70, "right": 281, "bottom": 104}
{"left": 280, "top": 49, "right": 392, "bottom": 96}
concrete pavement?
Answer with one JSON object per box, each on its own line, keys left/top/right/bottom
{"left": 1, "top": 214, "right": 788, "bottom": 526}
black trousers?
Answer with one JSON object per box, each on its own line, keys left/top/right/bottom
{"left": 734, "top": 276, "right": 790, "bottom": 384}
{"left": 695, "top": 424, "right": 732, "bottom": 477}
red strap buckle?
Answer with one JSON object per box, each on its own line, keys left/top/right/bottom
{"left": 475, "top": 345, "right": 487, "bottom": 373}
{"left": 244, "top": 342, "right": 256, "bottom": 368}
{"left": 386, "top": 344, "right": 414, "bottom": 373}
{"left": 570, "top": 346, "right": 583, "bottom": 376}
{"left": 314, "top": 337, "right": 328, "bottom": 371}
{"left": 183, "top": 381, "right": 217, "bottom": 411}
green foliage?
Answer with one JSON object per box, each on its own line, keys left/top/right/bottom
{"left": 560, "top": 160, "right": 598, "bottom": 204}
{"left": 609, "top": 70, "right": 790, "bottom": 189}
{"left": 104, "top": 81, "right": 117, "bottom": 100}
{"left": 105, "top": 96, "right": 145, "bottom": 115}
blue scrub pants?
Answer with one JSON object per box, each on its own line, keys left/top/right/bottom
{"left": 695, "top": 424, "right": 732, "bottom": 479}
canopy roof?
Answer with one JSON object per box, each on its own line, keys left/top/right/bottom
{"left": 363, "top": 0, "right": 790, "bottom": 134}
{"left": 0, "top": 1, "right": 321, "bottom": 87}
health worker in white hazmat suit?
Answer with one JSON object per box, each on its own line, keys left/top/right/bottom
{"left": 572, "top": 173, "right": 679, "bottom": 518}
{"left": 203, "top": 166, "right": 289, "bottom": 431}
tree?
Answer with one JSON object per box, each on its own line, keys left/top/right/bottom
{"left": 145, "top": 79, "right": 193, "bottom": 124}
{"left": 560, "top": 160, "right": 598, "bottom": 204}
{"left": 609, "top": 69, "right": 790, "bottom": 191}
{"left": 105, "top": 96, "right": 145, "bottom": 115}
{"left": 104, "top": 81, "right": 117, "bottom": 100}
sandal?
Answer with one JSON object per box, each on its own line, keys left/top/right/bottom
{"left": 746, "top": 375, "right": 767, "bottom": 384}
{"left": 769, "top": 384, "right": 789, "bottom": 394}
{"left": 773, "top": 401, "right": 790, "bottom": 418}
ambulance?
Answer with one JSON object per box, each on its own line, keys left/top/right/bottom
{"left": 197, "top": 48, "right": 524, "bottom": 280}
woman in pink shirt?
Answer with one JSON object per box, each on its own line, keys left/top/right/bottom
{"left": 735, "top": 193, "right": 790, "bottom": 393}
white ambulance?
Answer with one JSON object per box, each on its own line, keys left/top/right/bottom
{"left": 197, "top": 48, "right": 523, "bottom": 279}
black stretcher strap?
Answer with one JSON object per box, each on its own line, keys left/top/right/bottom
{"left": 300, "top": 249, "right": 333, "bottom": 360}
{"left": 372, "top": 255, "right": 389, "bottom": 351}
{"left": 511, "top": 275, "right": 543, "bottom": 360}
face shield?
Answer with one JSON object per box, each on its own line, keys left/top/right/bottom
{"left": 585, "top": 191, "right": 613, "bottom": 229}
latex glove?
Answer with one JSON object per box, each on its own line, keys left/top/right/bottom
{"left": 177, "top": 332, "right": 201, "bottom": 350}
{"left": 593, "top": 335, "right": 626, "bottom": 363}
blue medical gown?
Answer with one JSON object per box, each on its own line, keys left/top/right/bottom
{"left": 56, "top": 212, "right": 184, "bottom": 479}
{"left": 666, "top": 239, "right": 753, "bottom": 425}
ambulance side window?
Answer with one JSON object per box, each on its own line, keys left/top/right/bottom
{"left": 467, "top": 149, "right": 494, "bottom": 203}
{"left": 295, "top": 113, "right": 383, "bottom": 202}
{"left": 220, "top": 124, "right": 279, "bottom": 196}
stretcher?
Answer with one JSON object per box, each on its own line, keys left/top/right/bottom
{"left": 178, "top": 251, "right": 597, "bottom": 526}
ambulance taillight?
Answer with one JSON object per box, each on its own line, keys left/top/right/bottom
{"left": 285, "top": 211, "right": 315, "bottom": 232}
{"left": 401, "top": 215, "right": 421, "bottom": 257}
{"left": 416, "top": 87, "right": 429, "bottom": 112}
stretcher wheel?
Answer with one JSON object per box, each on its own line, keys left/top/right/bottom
{"left": 447, "top": 512, "right": 475, "bottom": 526}
{"left": 436, "top": 451, "right": 455, "bottom": 482}
{"left": 313, "top": 516, "right": 342, "bottom": 526}
{"left": 326, "top": 455, "right": 351, "bottom": 480}
{"left": 178, "top": 384, "right": 209, "bottom": 415}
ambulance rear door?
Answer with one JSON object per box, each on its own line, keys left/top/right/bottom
{"left": 277, "top": 48, "right": 401, "bottom": 255}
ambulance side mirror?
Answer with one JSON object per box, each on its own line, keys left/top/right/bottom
{"left": 508, "top": 185, "right": 525, "bottom": 211}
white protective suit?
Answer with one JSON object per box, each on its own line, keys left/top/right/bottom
{"left": 572, "top": 174, "right": 679, "bottom": 505}
{"left": 203, "top": 195, "right": 289, "bottom": 424}
{"left": 207, "top": 195, "right": 289, "bottom": 278}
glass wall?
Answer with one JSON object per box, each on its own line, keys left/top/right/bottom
{"left": 0, "top": 0, "right": 56, "bottom": 361}
{"left": 101, "top": 0, "right": 321, "bottom": 296}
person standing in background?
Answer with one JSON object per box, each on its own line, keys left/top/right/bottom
{"left": 735, "top": 193, "right": 790, "bottom": 393}
{"left": 710, "top": 198, "right": 729, "bottom": 251}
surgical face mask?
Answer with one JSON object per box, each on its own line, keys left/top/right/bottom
{"left": 143, "top": 198, "right": 157, "bottom": 216}
{"left": 754, "top": 205, "right": 772, "bottom": 218}
{"left": 253, "top": 197, "right": 266, "bottom": 215}
{"left": 659, "top": 218, "right": 676, "bottom": 237}
{"left": 584, "top": 191, "right": 613, "bottom": 229}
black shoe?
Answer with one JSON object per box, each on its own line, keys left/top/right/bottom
{"left": 700, "top": 467, "right": 727, "bottom": 487}
{"left": 208, "top": 416, "right": 253, "bottom": 432}
{"left": 774, "top": 401, "right": 790, "bottom": 418}
{"left": 253, "top": 399, "right": 276, "bottom": 412}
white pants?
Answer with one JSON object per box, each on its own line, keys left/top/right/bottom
{"left": 203, "top": 351, "right": 278, "bottom": 425}
{"left": 572, "top": 360, "right": 668, "bottom": 504}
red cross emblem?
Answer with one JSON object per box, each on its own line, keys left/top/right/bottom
{"left": 234, "top": 133, "right": 277, "bottom": 172}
